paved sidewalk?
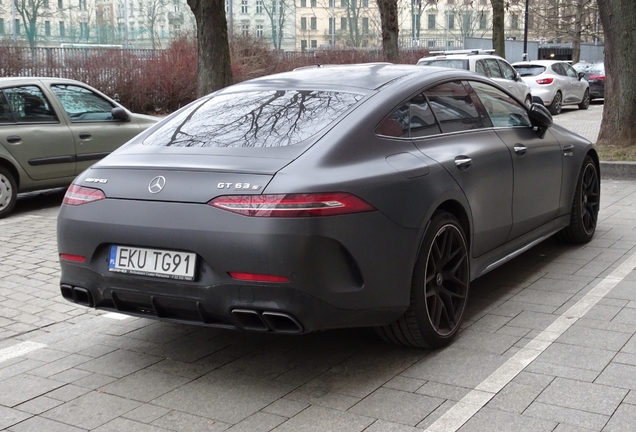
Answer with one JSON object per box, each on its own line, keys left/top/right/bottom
{"left": 2, "top": 105, "right": 636, "bottom": 432}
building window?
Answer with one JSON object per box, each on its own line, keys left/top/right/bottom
{"left": 448, "top": 14, "right": 454, "bottom": 29}
{"left": 0, "top": 19, "right": 4, "bottom": 35}
{"left": 301, "top": 39, "right": 307, "bottom": 50}
{"left": 310, "top": 0, "right": 316, "bottom": 6}
{"left": 310, "top": 16, "right": 317, "bottom": 30}
{"left": 362, "top": 0, "right": 368, "bottom": 6}
{"left": 79, "top": 0, "right": 86, "bottom": 10}
{"left": 241, "top": 0, "right": 248, "bottom": 13}
{"left": 511, "top": 14, "right": 519, "bottom": 29}
{"left": 256, "top": 0, "right": 263, "bottom": 12}
{"left": 479, "top": 12, "right": 487, "bottom": 29}
{"left": 341, "top": 17, "right": 347, "bottom": 30}
{"left": 479, "top": 0, "right": 486, "bottom": 4}
{"left": 328, "top": 0, "right": 333, "bottom": 6}
{"left": 427, "top": 14, "right": 435, "bottom": 30}
{"left": 45, "top": 20, "right": 51, "bottom": 36}
{"left": 311, "top": 39, "right": 317, "bottom": 48}
{"left": 241, "top": 22, "right": 249, "bottom": 36}
{"left": 340, "top": 0, "right": 345, "bottom": 6}
{"left": 362, "top": 17, "right": 369, "bottom": 34}
{"left": 328, "top": 17, "right": 334, "bottom": 34}
{"left": 44, "top": 0, "right": 50, "bottom": 8}
{"left": 58, "top": 0, "right": 63, "bottom": 8}
{"left": 301, "top": 17, "right": 307, "bottom": 30}
{"left": 80, "top": 22, "right": 88, "bottom": 39}
{"left": 15, "top": 19, "right": 20, "bottom": 34}
{"left": 463, "top": 12, "right": 471, "bottom": 30}
{"left": 300, "top": 0, "right": 306, "bottom": 6}
{"left": 448, "top": 0, "right": 454, "bottom": 4}
{"left": 59, "top": 21, "right": 65, "bottom": 36}
{"left": 256, "top": 24, "right": 263, "bottom": 37}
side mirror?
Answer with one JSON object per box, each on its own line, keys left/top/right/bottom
{"left": 578, "top": 71, "right": 585, "bottom": 80}
{"left": 111, "top": 107, "right": 130, "bottom": 122}
{"left": 528, "top": 103, "right": 552, "bottom": 138}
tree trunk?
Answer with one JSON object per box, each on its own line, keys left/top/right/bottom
{"left": 596, "top": 0, "right": 636, "bottom": 148}
{"left": 376, "top": 0, "right": 399, "bottom": 62}
{"left": 187, "top": 0, "right": 233, "bottom": 97}
{"left": 491, "top": 0, "right": 505, "bottom": 58}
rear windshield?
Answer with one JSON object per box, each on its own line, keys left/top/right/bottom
{"left": 417, "top": 59, "right": 469, "bottom": 70}
{"left": 513, "top": 65, "right": 546, "bottom": 77}
{"left": 142, "top": 90, "right": 363, "bottom": 148}
{"left": 573, "top": 62, "right": 604, "bottom": 74}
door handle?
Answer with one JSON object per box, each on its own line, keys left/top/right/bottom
{"left": 563, "top": 145, "right": 574, "bottom": 157}
{"left": 6, "top": 135, "right": 21, "bottom": 143}
{"left": 513, "top": 144, "right": 527, "bottom": 156}
{"left": 454, "top": 156, "right": 472, "bottom": 170}
{"left": 79, "top": 132, "right": 92, "bottom": 139}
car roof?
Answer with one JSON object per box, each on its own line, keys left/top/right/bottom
{"left": 0, "top": 77, "right": 90, "bottom": 87}
{"left": 512, "top": 60, "right": 565, "bottom": 66}
{"left": 219, "top": 63, "right": 469, "bottom": 93}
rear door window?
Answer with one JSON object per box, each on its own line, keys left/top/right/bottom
{"left": 484, "top": 59, "right": 503, "bottom": 78}
{"left": 2, "top": 86, "right": 58, "bottom": 123}
{"left": 0, "top": 92, "right": 14, "bottom": 123}
{"left": 424, "top": 81, "right": 485, "bottom": 133}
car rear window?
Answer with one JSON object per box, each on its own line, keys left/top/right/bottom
{"left": 142, "top": 90, "right": 363, "bottom": 148}
{"left": 574, "top": 62, "right": 604, "bottom": 74}
{"left": 417, "top": 59, "right": 469, "bottom": 70}
{"left": 513, "top": 65, "right": 546, "bottom": 77}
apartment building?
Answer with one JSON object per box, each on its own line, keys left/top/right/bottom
{"left": 0, "top": 0, "right": 600, "bottom": 51}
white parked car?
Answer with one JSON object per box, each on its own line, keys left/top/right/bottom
{"left": 512, "top": 60, "right": 590, "bottom": 115}
{"left": 417, "top": 49, "right": 533, "bottom": 107}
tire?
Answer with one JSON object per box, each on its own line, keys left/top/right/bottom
{"left": 375, "top": 211, "right": 470, "bottom": 348}
{"left": 578, "top": 89, "right": 590, "bottom": 110}
{"left": 549, "top": 91, "right": 563, "bottom": 115}
{"left": 524, "top": 95, "right": 532, "bottom": 109}
{"left": 0, "top": 166, "right": 17, "bottom": 219}
{"left": 556, "top": 156, "right": 600, "bottom": 243}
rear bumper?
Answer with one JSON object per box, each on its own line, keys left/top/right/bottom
{"left": 58, "top": 199, "right": 422, "bottom": 333}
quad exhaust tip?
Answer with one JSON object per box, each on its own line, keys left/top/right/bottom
{"left": 231, "top": 309, "right": 303, "bottom": 334}
{"left": 60, "top": 284, "right": 94, "bottom": 307}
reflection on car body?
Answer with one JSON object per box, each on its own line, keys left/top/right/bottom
{"left": 57, "top": 64, "right": 600, "bottom": 348}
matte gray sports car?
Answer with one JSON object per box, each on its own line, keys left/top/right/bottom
{"left": 57, "top": 64, "right": 600, "bottom": 348}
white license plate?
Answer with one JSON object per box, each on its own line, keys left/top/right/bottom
{"left": 108, "top": 245, "right": 197, "bottom": 281}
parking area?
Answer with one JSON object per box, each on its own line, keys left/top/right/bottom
{"left": 3, "top": 102, "right": 636, "bottom": 432}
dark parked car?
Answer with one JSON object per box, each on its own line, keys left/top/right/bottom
{"left": 573, "top": 61, "right": 605, "bottom": 100}
{"left": 57, "top": 64, "right": 600, "bottom": 348}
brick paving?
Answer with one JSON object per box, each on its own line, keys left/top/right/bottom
{"left": 3, "top": 103, "right": 636, "bottom": 431}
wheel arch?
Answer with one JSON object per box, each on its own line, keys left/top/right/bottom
{"left": 0, "top": 158, "right": 19, "bottom": 188}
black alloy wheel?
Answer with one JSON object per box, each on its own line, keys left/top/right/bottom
{"left": 557, "top": 156, "right": 600, "bottom": 243}
{"left": 376, "top": 211, "right": 470, "bottom": 348}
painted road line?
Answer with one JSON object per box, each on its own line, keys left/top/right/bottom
{"left": 425, "top": 249, "right": 636, "bottom": 432}
{"left": 0, "top": 341, "right": 47, "bottom": 365}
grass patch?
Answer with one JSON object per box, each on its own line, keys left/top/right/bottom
{"left": 596, "top": 145, "right": 636, "bottom": 162}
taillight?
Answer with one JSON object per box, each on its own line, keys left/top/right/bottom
{"left": 536, "top": 78, "right": 554, "bottom": 85}
{"left": 63, "top": 184, "right": 106, "bottom": 205}
{"left": 589, "top": 75, "right": 605, "bottom": 81}
{"left": 59, "top": 253, "right": 86, "bottom": 263}
{"left": 228, "top": 272, "right": 289, "bottom": 283}
{"left": 209, "top": 193, "right": 375, "bottom": 217}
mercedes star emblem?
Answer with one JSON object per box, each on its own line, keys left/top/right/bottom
{"left": 148, "top": 176, "right": 166, "bottom": 194}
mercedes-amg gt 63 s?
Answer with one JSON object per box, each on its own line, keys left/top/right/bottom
{"left": 57, "top": 64, "right": 600, "bottom": 348}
